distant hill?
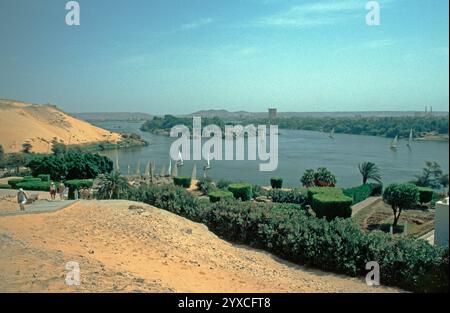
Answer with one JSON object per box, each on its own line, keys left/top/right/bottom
{"left": 189, "top": 109, "right": 449, "bottom": 119}
{"left": 0, "top": 99, "right": 122, "bottom": 153}
{"left": 73, "top": 112, "right": 152, "bottom": 121}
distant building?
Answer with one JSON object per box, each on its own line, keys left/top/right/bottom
{"left": 268, "top": 108, "right": 277, "bottom": 119}
{"left": 435, "top": 198, "right": 449, "bottom": 246}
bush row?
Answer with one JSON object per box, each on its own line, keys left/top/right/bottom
{"left": 125, "top": 184, "right": 448, "bottom": 292}
{"left": 228, "top": 183, "right": 253, "bottom": 201}
{"left": 267, "top": 188, "right": 306, "bottom": 205}
{"left": 173, "top": 176, "right": 192, "bottom": 188}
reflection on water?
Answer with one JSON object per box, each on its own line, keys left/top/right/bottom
{"left": 94, "top": 121, "right": 449, "bottom": 188}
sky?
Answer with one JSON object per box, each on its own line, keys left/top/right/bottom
{"left": 0, "top": 0, "right": 448, "bottom": 114}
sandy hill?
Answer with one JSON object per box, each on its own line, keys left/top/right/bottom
{"left": 0, "top": 199, "right": 399, "bottom": 293}
{"left": 0, "top": 99, "right": 121, "bottom": 153}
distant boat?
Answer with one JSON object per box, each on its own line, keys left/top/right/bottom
{"left": 177, "top": 150, "right": 184, "bottom": 167}
{"left": 391, "top": 135, "right": 399, "bottom": 149}
{"left": 329, "top": 128, "right": 335, "bottom": 139}
{"left": 407, "top": 129, "right": 413, "bottom": 148}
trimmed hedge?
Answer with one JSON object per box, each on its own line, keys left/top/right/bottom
{"left": 368, "top": 183, "right": 383, "bottom": 196}
{"left": 208, "top": 190, "right": 234, "bottom": 203}
{"left": 7, "top": 178, "right": 24, "bottom": 189}
{"left": 312, "top": 193, "right": 353, "bottom": 220}
{"left": 16, "top": 181, "right": 51, "bottom": 192}
{"left": 65, "top": 179, "right": 94, "bottom": 199}
{"left": 418, "top": 187, "right": 434, "bottom": 205}
{"left": 228, "top": 183, "right": 253, "bottom": 201}
{"left": 0, "top": 184, "right": 12, "bottom": 189}
{"left": 37, "top": 174, "right": 51, "bottom": 182}
{"left": 343, "top": 184, "right": 373, "bottom": 204}
{"left": 126, "top": 184, "right": 448, "bottom": 293}
{"left": 270, "top": 177, "right": 283, "bottom": 189}
{"left": 307, "top": 187, "right": 343, "bottom": 204}
{"left": 268, "top": 189, "right": 306, "bottom": 205}
{"left": 23, "top": 176, "right": 41, "bottom": 182}
{"left": 173, "top": 176, "right": 192, "bottom": 188}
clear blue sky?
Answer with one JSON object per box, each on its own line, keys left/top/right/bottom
{"left": 0, "top": 0, "right": 448, "bottom": 114}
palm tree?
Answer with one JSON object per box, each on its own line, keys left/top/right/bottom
{"left": 358, "top": 162, "right": 382, "bottom": 185}
{"left": 97, "top": 171, "right": 130, "bottom": 199}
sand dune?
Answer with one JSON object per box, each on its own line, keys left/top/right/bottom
{"left": 0, "top": 99, "right": 121, "bottom": 153}
{"left": 0, "top": 200, "right": 400, "bottom": 293}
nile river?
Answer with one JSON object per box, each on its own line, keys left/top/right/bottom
{"left": 94, "top": 121, "right": 449, "bottom": 188}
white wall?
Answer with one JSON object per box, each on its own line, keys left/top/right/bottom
{"left": 435, "top": 198, "right": 449, "bottom": 247}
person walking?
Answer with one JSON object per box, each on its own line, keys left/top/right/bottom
{"left": 17, "top": 188, "right": 28, "bottom": 211}
{"left": 49, "top": 181, "right": 56, "bottom": 200}
{"left": 58, "top": 182, "right": 65, "bottom": 200}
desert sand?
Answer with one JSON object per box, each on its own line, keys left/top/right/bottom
{"left": 0, "top": 99, "right": 121, "bottom": 153}
{"left": 0, "top": 199, "right": 400, "bottom": 293}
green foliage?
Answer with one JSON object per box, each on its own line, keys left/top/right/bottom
{"left": 37, "top": 174, "right": 51, "bottom": 182}
{"left": 228, "top": 183, "right": 253, "bottom": 201}
{"left": 173, "top": 176, "right": 192, "bottom": 188}
{"left": 418, "top": 187, "right": 434, "bottom": 204}
{"left": 7, "top": 178, "right": 24, "bottom": 188}
{"left": 358, "top": 161, "right": 382, "bottom": 184}
{"left": 27, "top": 151, "right": 113, "bottom": 180}
{"left": 197, "top": 178, "right": 215, "bottom": 194}
{"left": 0, "top": 184, "right": 11, "bottom": 189}
{"left": 3, "top": 153, "right": 28, "bottom": 172}
{"left": 0, "top": 144, "right": 4, "bottom": 164}
{"left": 414, "top": 161, "right": 448, "bottom": 189}
{"left": 140, "top": 115, "right": 226, "bottom": 134}
{"left": 311, "top": 193, "right": 353, "bottom": 221}
{"left": 217, "top": 179, "right": 233, "bottom": 189}
{"left": 343, "top": 184, "right": 373, "bottom": 204}
{"left": 268, "top": 189, "right": 306, "bottom": 204}
{"left": 96, "top": 171, "right": 130, "bottom": 200}
{"left": 270, "top": 177, "right": 283, "bottom": 189}
{"left": 301, "top": 167, "right": 337, "bottom": 187}
{"left": 125, "top": 184, "right": 448, "bottom": 292}
{"left": 23, "top": 176, "right": 41, "bottom": 182}
{"left": 21, "top": 142, "right": 33, "bottom": 154}
{"left": 65, "top": 179, "right": 94, "bottom": 199}
{"left": 383, "top": 183, "right": 420, "bottom": 227}
{"left": 307, "top": 187, "right": 343, "bottom": 204}
{"left": 16, "top": 180, "right": 51, "bottom": 191}
{"left": 251, "top": 184, "right": 265, "bottom": 198}
{"left": 368, "top": 182, "right": 383, "bottom": 196}
{"left": 208, "top": 190, "right": 234, "bottom": 203}
{"left": 51, "top": 140, "right": 67, "bottom": 156}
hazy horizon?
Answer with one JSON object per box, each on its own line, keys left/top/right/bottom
{"left": 0, "top": 0, "right": 448, "bottom": 114}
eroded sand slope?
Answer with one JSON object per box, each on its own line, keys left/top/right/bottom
{"left": 0, "top": 99, "right": 121, "bottom": 153}
{"left": 0, "top": 200, "right": 400, "bottom": 293}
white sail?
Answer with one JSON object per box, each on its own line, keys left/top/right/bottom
{"left": 391, "top": 135, "right": 399, "bottom": 149}
{"left": 329, "top": 128, "right": 335, "bottom": 139}
{"left": 407, "top": 129, "right": 413, "bottom": 147}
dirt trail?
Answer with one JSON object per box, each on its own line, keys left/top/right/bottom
{"left": 0, "top": 200, "right": 400, "bottom": 293}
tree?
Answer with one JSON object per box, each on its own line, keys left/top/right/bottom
{"left": 383, "top": 183, "right": 419, "bottom": 227}
{"left": 96, "top": 171, "right": 130, "bottom": 199}
{"left": 301, "top": 169, "right": 316, "bottom": 187}
{"left": 358, "top": 161, "right": 382, "bottom": 185}
{"left": 0, "top": 144, "right": 4, "bottom": 167}
{"left": 22, "top": 142, "right": 33, "bottom": 154}
{"left": 301, "top": 168, "right": 337, "bottom": 187}
{"left": 414, "top": 161, "right": 447, "bottom": 189}
{"left": 5, "top": 153, "right": 28, "bottom": 173}
{"left": 51, "top": 140, "right": 67, "bottom": 156}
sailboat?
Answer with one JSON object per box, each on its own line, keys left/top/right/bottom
{"left": 390, "top": 135, "right": 399, "bottom": 149}
{"left": 177, "top": 150, "right": 184, "bottom": 167}
{"left": 407, "top": 129, "right": 413, "bottom": 148}
{"left": 329, "top": 128, "right": 335, "bottom": 139}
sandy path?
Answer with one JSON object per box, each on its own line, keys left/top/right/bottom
{"left": 0, "top": 200, "right": 400, "bottom": 293}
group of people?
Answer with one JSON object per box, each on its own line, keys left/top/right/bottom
{"left": 49, "top": 181, "right": 68, "bottom": 200}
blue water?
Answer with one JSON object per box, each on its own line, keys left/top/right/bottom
{"left": 94, "top": 121, "right": 449, "bottom": 188}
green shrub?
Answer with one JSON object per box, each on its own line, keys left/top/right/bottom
{"left": 173, "top": 176, "right": 192, "bottom": 188}
{"left": 418, "top": 187, "right": 434, "bottom": 205}
{"left": 22, "top": 176, "right": 41, "bottom": 182}
{"left": 343, "top": 184, "right": 373, "bottom": 204}
{"left": 307, "top": 186, "right": 343, "bottom": 204}
{"left": 268, "top": 189, "right": 306, "bottom": 204}
{"left": 228, "top": 183, "right": 253, "bottom": 201}
{"left": 217, "top": 179, "right": 233, "bottom": 190}
{"left": 124, "top": 184, "right": 448, "bottom": 292}
{"left": 251, "top": 184, "right": 265, "bottom": 199}
{"left": 312, "top": 193, "right": 353, "bottom": 220}
{"left": 65, "top": 179, "right": 94, "bottom": 199}
{"left": 0, "top": 184, "right": 12, "bottom": 189}
{"left": 270, "top": 177, "right": 283, "bottom": 189}
{"left": 208, "top": 190, "right": 234, "bottom": 203}
{"left": 7, "top": 178, "right": 23, "bottom": 188}
{"left": 197, "top": 178, "right": 215, "bottom": 194}
{"left": 16, "top": 181, "right": 51, "bottom": 191}
{"left": 368, "top": 182, "right": 383, "bottom": 196}
{"left": 37, "top": 174, "right": 51, "bottom": 182}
